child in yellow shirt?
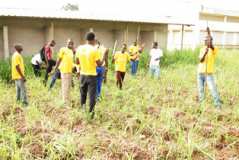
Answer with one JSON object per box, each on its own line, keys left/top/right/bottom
{"left": 113, "top": 44, "right": 130, "bottom": 89}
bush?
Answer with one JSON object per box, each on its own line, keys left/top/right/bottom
{"left": 161, "top": 48, "right": 200, "bottom": 67}
{"left": 0, "top": 59, "right": 12, "bottom": 83}
{"left": 0, "top": 49, "right": 200, "bottom": 83}
{"left": 107, "top": 48, "right": 200, "bottom": 72}
{"left": 0, "top": 56, "right": 34, "bottom": 83}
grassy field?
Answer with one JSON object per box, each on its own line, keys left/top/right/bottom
{"left": 0, "top": 50, "right": 239, "bottom": 159}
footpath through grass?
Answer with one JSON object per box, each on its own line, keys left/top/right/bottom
{"left": 0, "top": 50, "right": 239, "bottom": 159}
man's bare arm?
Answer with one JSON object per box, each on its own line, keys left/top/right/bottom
{"left": 16, "top": 65, "right": 25, "bottom": 81}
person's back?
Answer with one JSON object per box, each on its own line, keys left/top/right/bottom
{"left": 76, "top": 44, "right": 100, "bottom": 76}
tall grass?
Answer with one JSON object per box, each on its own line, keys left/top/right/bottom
{"left": 0, "top": 57, "right": 33, "bottom": 83}
{"left": 0, "top": 49, "right": 238, "bottom": 159}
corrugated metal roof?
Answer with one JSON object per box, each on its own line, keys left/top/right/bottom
{"left": 0, "top": 8, "right": 195, "bottom": 25}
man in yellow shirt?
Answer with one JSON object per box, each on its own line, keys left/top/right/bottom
{"left": 113, "top": 44, "right": 130, "bottom": 90}
{"left": 76, "top": 32, "right": 106, "bottom": 118}
{"left": 55, "top": 39, "right": 74, "bottom": 105}
{"left": 197, "top": 36, "right": 222, "bottom": 108}
{"left": 11, "top": 44, "right": 28, "bottom": 106}
{"left": 129, "top": 42, "right": 139, "bottom": 75}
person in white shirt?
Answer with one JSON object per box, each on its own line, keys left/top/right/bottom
{"left": 149, "top": 42, "right": 163, "bottom": 79}
{"left": 31, "top": 53, "right": 43, "bottom": 77}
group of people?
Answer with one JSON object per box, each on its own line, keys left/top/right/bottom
{"left": 11, "top": 31, "right": 222, "bottom": 119}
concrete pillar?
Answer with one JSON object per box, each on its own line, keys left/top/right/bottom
{"left": 167, "top": 29, "right": 173, "bottom": 50}
{"left": 222, "top": 16, "right": 227, "bottom": 48}
{"left": 136, "top": 25, "right": 141, "bottom": 43}
{"left": 153, "top": 30, "right": 158, "bottom": 42}
{"left": 124, "top": 24, "right": 129, "bottom": 44}
{"left": 181, "top": 25, "right": 184, "bottom": 50}
{"left": 89, "top": 28, "right": 94, "bottom": 32}
{"left": 192, "top": 23, "right": 200, "bottom": 50}
{"left": 3, "top": 25, "right": 9, "bottom": 59}
{"left": 46, "top": 22, "right": 54, "bottom": 43}
{"left": 233, "top": 32, "right": 237, "bottom": 46}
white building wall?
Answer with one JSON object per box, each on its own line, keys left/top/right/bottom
{"left": 168, "top": 12, "right": 239, "bottom": 50}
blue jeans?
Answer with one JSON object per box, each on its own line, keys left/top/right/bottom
{"left": 130, "top": 60, "right": 139, "bottom": 75}
{"left": 96, "top": 67, "right": 105, "bottom": 98}
{"left": 197, "top": 73, "right": 221, "bottom": 107}
{"left": 49, "top": 69, "right": 61, "bottom": 89}
{"left": 15, "top": 79, "right": 28, "bottom": 105}
{"left": 150, "top": 65, "right": 160, "bottom": 79}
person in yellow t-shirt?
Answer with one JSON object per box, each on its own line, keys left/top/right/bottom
{"left": 95, "top": 40, "right": 109, "bottom": 100}
{"left": 11, "top": 44, "right": 28, "bottom": 106}
{"left": 113, "top": 44, "right": 130, "bottom": 90}
{"left": 75, "top": 32, "right": 106, "bottom": 119}
{"left": 129, "top": 42, "right": 140, "bottom": 75}
{"left": 197, "top": 36, "right": 222, "bottom": 108}
{"left": 55, "top": 39, "right": 74, "bottom": 105}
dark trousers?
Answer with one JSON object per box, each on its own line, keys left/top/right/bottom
{"left": 44, "top": 60, "right": 56, "bottom": 85}
{"left": 32, "top": 64, "right": 41, "bottom": 77}
{"left": 116, "top": 71, "right": 126, "bottom": 89}
{"left": 80, "top": 75, "right": 97, "bottom": 112}
{"left": 49, "top": 69, "right": 61, "bottom": 89}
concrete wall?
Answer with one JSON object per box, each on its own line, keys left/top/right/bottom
{"left": 168, "top": 13, "right": 239, "bottom": 50}
{"left": 0, "top": 17, "right": 168, "bottom": 58}
{"left": 54, "top": 24, "right": 81, "bottom": 52}
{"left": 94, "top": 28, "right": 115, "bottom": 48}
{"left": 0, "top": 26, "right": 3, "bottom": 58}
{"left": 114, "top": 30, "right": 125, "bottom": 49}
{"left": 141, "top": 31, "right": 154, "bottom": 50}
{"left": 155, "top": 24, "right": 168, "bottom": 50}
{"left": 8, "top": 24, "right": 45, "bottom": 56}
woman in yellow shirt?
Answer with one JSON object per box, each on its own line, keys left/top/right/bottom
{"left": 113, "top": 44, "right": 130, "bottom": 90}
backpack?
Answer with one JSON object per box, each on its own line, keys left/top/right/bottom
{"left": 40, "top": 46, "right": 46, "bottom": 62}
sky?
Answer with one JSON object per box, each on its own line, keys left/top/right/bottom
{"left": 0, "top": 0, "right": 238, "bottom": 11}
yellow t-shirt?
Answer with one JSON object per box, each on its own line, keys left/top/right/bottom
{"left": 58, "top": 47, "right": 74, "bottom": 74}
{"left": 97, "top": 46, "right": 106, "bottom": 66}
{"left": 76, "top": 44, "right": 100, "bottom": 76}
{"left": 198, "top": 47, "right": 218, "bottom": 74}
{"left": 114, "top": 51, "right": 130, "bottom": 72}
{"left": 12, "top": 52, "right": 25, "bottom": 80}
{"left": 129, "top": 45, "right": 140, "bottom": 61}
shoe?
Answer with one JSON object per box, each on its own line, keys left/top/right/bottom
{"left": 81, "top": 104, "right": 86, "bottom": 111}
{"left": 22, "top": 102, "right": 29, "bottom": 107}
{"left": 90, "top": 112, "right": 95, "bottom": 119}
